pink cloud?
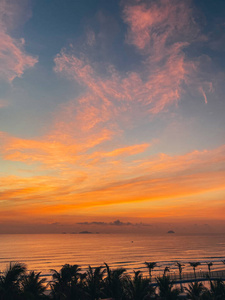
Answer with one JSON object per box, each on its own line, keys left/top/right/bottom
{"left": 54, "top": 49, "right": 189, "bottom": 117}
{"left": 0, "top": 0, "right": 38, "bottom": 81}
{"left": 199, "top": 87, "right": 208, "bottom": 104}
{"left": 123, "top": 0, "right": 196, "bottom": 52}
{"left": 0, "top": 32, "right": 38, "bottom": 81}
{"left": 54, "top": 1, "right": 201, "bottom": 117}
{"left": 0, "top": 0, "right": 32, "bottom": 31}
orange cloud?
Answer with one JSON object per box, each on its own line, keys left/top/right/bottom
{"left": 1, "top": 140, "right": 225, "bottom": 223}
{"left": 103, "top": 143, "right": 149, "bottom": 157}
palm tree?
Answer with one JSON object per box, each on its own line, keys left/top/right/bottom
{"left": 163, "top": 266, "right": 170, "bottom": 277}
{"left": 125, "top": 270, "right": 155, "bottom": 300}
{"left": 104, "top": 263, "right": 128, "bottom": 300}
{"left": 185, "top": 282, "right": 205, "bottom": 299}
{"left": 176, "top": 262, "right": 184, "bottom": 279}
{"left": 156, "top": 276, "right": 180, "bottom": 300}
{"left": 206, "top": 262, "right": 213, "bottom": 278}
{"left": 85, "top": 265, "right": 105, "bottom": 300}
{"left": 176, "top": 262, "right": 184, "bottom": 292}
{"left": 209, "top": 279, "right": 225, "bottom": 299}
{"left": 21, "top": 271, "right": 47, "bottom": 299}
{"left": 50, "top": 264, "right": 82, "bottom": 300}
{"left": 144, "top": 262, "right": 157, "bottom": 281}
{"left": 0, "top": 262, "right": 26, "bottom": 300}
{"left": 189, "top": 262, "right": 201, "bottom": 279}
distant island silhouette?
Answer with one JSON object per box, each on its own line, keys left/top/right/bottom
{"left": 167, "top": 230, "right": 175, "bottom": 234}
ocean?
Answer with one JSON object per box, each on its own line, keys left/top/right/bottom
{"left": 0, "top": 233, "right": 225, "bottom": 279}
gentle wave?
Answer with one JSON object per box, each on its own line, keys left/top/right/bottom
{"left": 0, "top": 233, "right": 225, "bottom": 275}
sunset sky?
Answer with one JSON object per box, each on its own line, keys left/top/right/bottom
{"left": 0, "top": 0, "right": 225, "bottom": 233}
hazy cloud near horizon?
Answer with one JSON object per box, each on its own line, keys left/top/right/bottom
{"left": 77, "top": 220, "right": 152, "bottom": 226}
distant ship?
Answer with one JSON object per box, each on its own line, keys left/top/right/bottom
{"left": 79, "top": 231, "right": 93, "bottom": 234}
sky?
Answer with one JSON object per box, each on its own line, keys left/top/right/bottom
{"left": 0, "top": 0, "right": 225, "bottom": 233}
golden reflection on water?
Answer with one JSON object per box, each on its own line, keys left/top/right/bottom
{"left": 0, "top": 233, "right": 225, "bottom": 276}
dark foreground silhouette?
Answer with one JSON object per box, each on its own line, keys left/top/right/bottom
{"left": 0, "top": 262, "right": 225, "bottom": 300}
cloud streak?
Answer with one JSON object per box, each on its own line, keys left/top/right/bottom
{"left": 1, "top": 141, "right": 225, "bottom": 222}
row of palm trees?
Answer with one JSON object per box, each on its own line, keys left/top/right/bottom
{"left": 144, "top": 260, "right": 225, "bottom": 281}
{"left": 0, "top": 262, "right": 225, "bottom": 300}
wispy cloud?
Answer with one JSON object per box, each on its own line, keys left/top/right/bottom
{"left": 0, "top": 0, "right": 38, "bottom": 81}
{"left": 54, "top": 48, "right": 187, "bottom": 117}
{"left": 123, "top": 0, "right": 197, "bottom": 51}
{"left": 53, "top": 0, "right": 204, "bottom": 117}
{"left": 199, "top": 87, "right": 208, "bottom": 104}
{"left": 0, "top": 140, "right": 225, "bottom": 222}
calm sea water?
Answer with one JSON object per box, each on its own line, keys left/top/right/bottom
{"left": 0, "top": 233, "right": 225, "bottom": 277}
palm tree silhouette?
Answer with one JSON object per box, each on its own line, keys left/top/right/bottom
{"left": 2, "top": 261, "right": 225, "bottom": 299}
{"left": 21, "top": 270, "right": 47, "bottom": 299}
{"left": 176, "top": 262, "right": 184, "bottom": 292}
{"left": 156, "top": 276, "right": 180, "bottom": 300}
{"left": 104, "top": 263, "right": 128, "bottom": 300}
{"left": 185, "top": 282, "right": 205, "bottom": 299}
{"left": 126, "top": 270, "right": 155, "bottom": 300}
{"left": 50, "top": 264, "right": 82, "bottom": 300}
{"left": 209, "top": 279, "right": 225, "bottom": 299}
{"left": 189, "top": 262, "right": 201, "bottom": 279}
{"left": 144, "top": 262, "right": 157, "bottom": 281}
{"left": 163, "top": 266, "right": 170, "bottom": 277}
{"left": 85, "top": 265, "right": 105, "bottom": 300}
{"left": 206, "top": 262, "right": 213, "bottom": 277}
{"left": 0, "top": 262, "right": 26, "bottom": 300}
